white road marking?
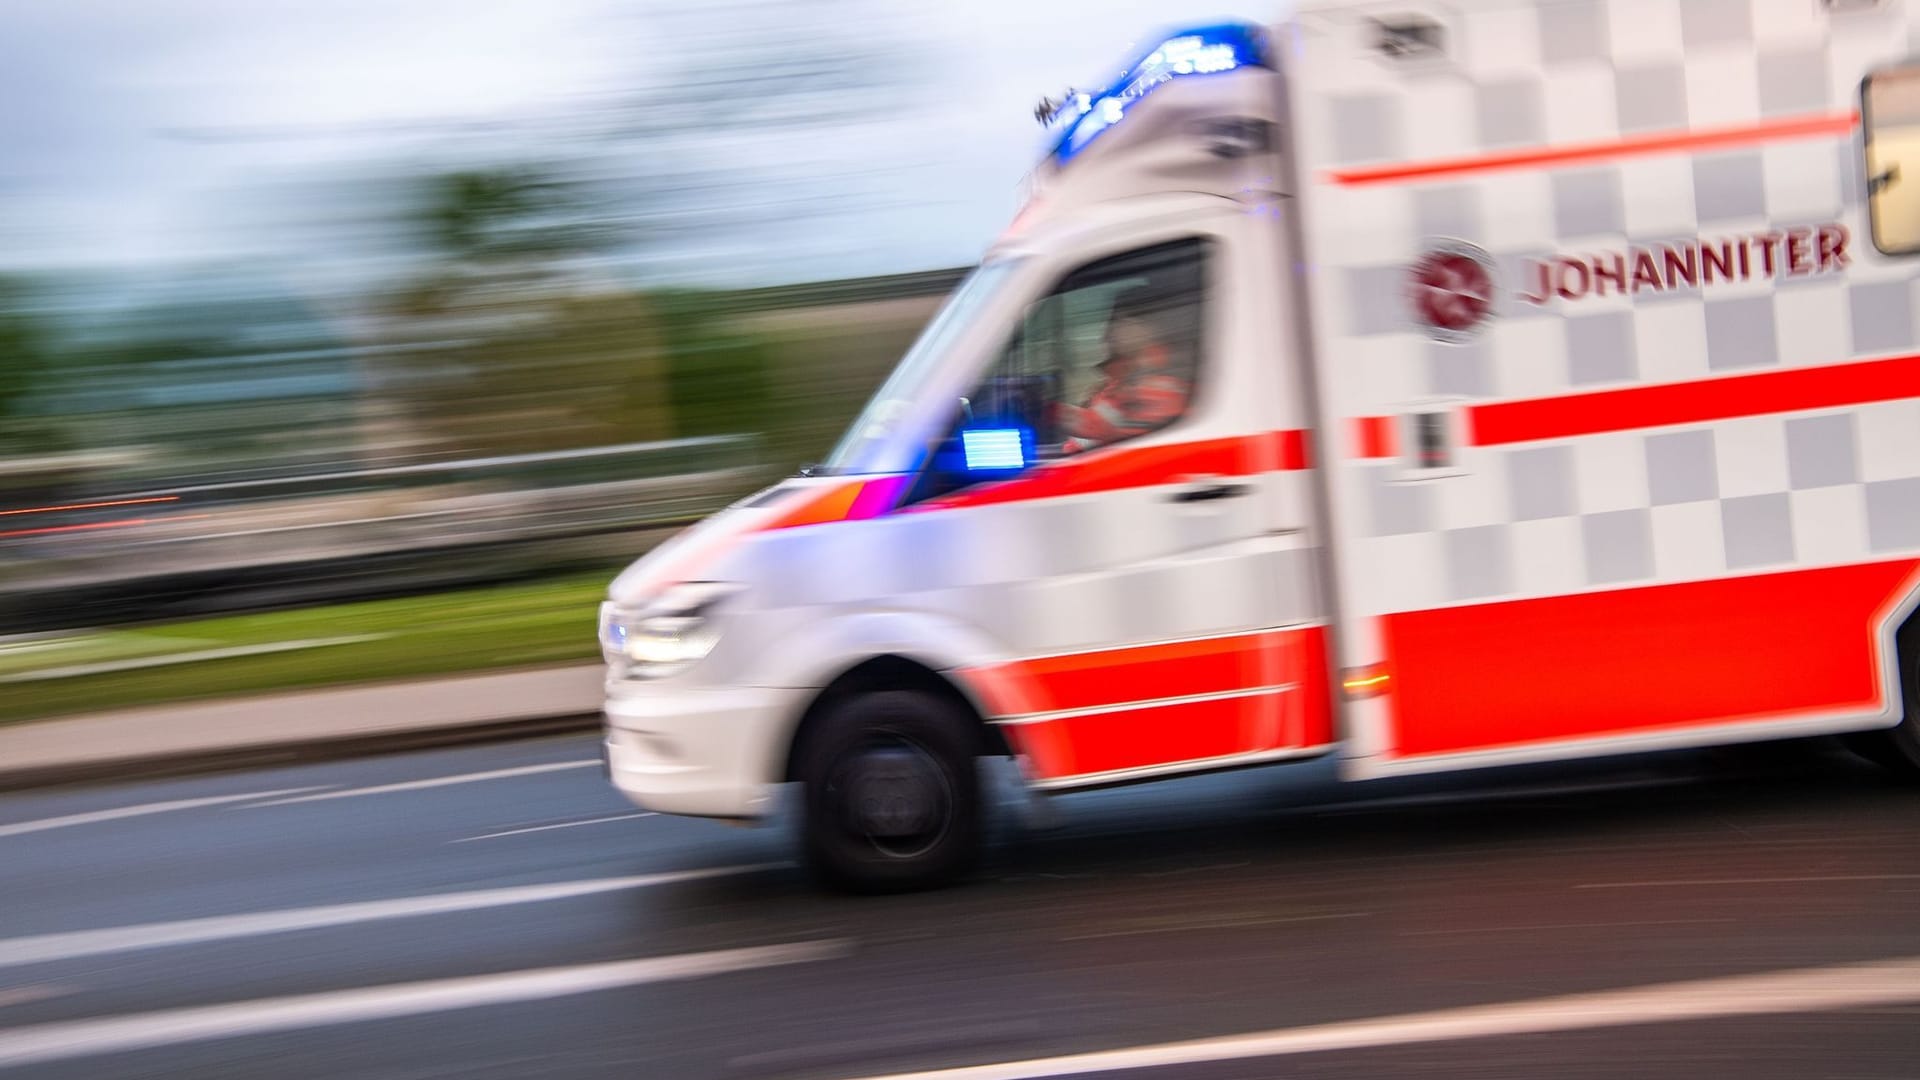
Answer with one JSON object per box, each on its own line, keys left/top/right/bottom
{"left": 1060, "top": 911, "right": 1371, "bottom": 942}
{"left": 0, "top": 940, "right": 847, "bottom": 1069}
{"left": 0, "top": 864, "right": 777, "bottom": 970}
{"left": 0, "top": 639, "right": 82, "bottom": 657}
{"left": 0, "top": 788, "right": 330, "bottom": 839}
{"left": 841, "top": 955, "right": 1920, "bottom": 1080}
{"left": 0, "top": 986, "right": 71, "bottom": 1009}
{"left": 241, "top": 760, "right": 599, "bottom": 807}
{"left": 1400, "top": 917, "right": 1736, "bottom": 937}
{"left": 1578, "top": 874, "right": 1920, "bottom": 889}
{"left": 0, "top": 636, "right": 386, "bottom": 683}
{"left": 453, "top": 812, "right": 656, "bottom": 843}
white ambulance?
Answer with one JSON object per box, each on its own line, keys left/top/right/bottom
{"left": 602, "top": 0, "right": 1920, "bottom": 890}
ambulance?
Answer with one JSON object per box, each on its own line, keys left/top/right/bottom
{"left": 601, "top": 0, "right": 1920, "bottom": 890}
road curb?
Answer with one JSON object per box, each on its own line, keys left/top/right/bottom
{"left": 0, "top": 711, "right": 603, "bottom": 792}
{"left": 0, "top": 663, "right": 608, "bottom": 793}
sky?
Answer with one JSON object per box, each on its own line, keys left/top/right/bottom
{"left": 0, "top": 0, "right": 1277, "bottom": 289}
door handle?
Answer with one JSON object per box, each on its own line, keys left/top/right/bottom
{"left": 1167, "top": 481, "right": 1252, "bottom": 504}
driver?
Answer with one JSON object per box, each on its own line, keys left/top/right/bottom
{"left": 1057, "top": 309, "right": 1191, "bottom": 454}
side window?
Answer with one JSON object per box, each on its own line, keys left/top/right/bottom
{"left": 917, "top": 238, "right": 1210, "bottom": 498}
{"left": 1866, "top": 64, "right": 1920, "bottom": 255}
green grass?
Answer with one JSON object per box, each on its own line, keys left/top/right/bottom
{"left": 0, "top": 570, "right": 616, "bottom": 724}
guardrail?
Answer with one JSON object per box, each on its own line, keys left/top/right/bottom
{"left": 0, "top": 435, "right": 768, "bottom": 631}
{"left": 106, "top": 436, "right": 762, "bottom": 506}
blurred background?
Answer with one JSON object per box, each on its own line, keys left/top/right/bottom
{"left": 0, "top": 0, "right": 1268, "bottom": 722}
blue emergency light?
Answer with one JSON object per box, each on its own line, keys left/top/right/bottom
{"left": 960, "top": 427, "right": 1030, "bottom": 471}
{"left": 1052, "top": 22, "right": 1268, "bottom": 163}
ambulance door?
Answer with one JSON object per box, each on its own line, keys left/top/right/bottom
{"left": 913, "top": 206, "right": 1319, "bottom": 787}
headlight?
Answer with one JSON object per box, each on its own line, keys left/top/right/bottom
{"left": 599, "top": 582, "right": 741, "bottom": 679}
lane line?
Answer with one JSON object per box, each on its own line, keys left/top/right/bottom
{"left": 840, "top": 956, "right": 1920, "bottom": 1080}
{"left": 0, "top": 940, "right": 847, "bottom": 1070}
{"left": 0, "top": 864, "right": 778, "bottom": 970}
{"left": 1060, "top": 912, "right": 1370, "bottom": 943}
{"left": 0, "top": 788, "right": 331, "bottom": 839}
{"left": 1400, "top": 918, "right": 1736, "bottom": 937}
{"left": 452, "top": 812, "right": 656, "bottom": 843}
{"left": 1577, "top": 874, "right": 1920, "bottom": 889}
{"left": 0, "top": 987, "right": 71, "bottom": 1010}
{"left": 240, "top": 761, "right": 599, "bottom": 807}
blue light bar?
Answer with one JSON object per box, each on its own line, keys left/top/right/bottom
{"left": 961, "top": 428, "right": 1029, "bottom": 471}
{"left": 1052, "top": 22, "right": 1268, "bottom": 163}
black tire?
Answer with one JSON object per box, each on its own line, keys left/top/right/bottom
{"left": 1847, "top": 620, "right": 1920, "bottom": 779}
{"left": 795, "top": 690, "right": 983, "bottom": 894}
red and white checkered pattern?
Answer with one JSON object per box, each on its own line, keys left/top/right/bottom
{"left": 1292, "top": 0, "right": 1920, "bottom": 652}
{"left": 710, "top": 470, "right": 1323, "bottom": 668}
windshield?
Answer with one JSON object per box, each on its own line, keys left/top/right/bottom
{"left": 821, "top": 259, "right": 1021, "bottom": 475}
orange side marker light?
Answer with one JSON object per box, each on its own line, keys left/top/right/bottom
{"left": 1341, "top": 665, "right": 1392, "bottom": 699}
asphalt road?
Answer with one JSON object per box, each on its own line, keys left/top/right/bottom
{"left": 2, "top": 733, "right": 1918, "bottom": 1079}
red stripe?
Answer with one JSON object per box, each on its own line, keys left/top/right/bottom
{"left": 977, "top": 625, "right": 1335, "bottom": 781}
{"left": 1292, "top": 625, "right": 1334, "bottom": 748}
{"left": 651, "top": 431, "right": 1314, "bottom": 589}
{"left": 758, "top": 476, "right": 915, "bottom": 532}
{"left": 1011, "top": 696, "right": 1248, "bottom": 779}
{"left": 1469, "top": 351, "right": 1920, "bottom": 446}
{"left": 1328, "top": 111, "right": 1857, "bottom": 187}
{"left": 1274, "top": 428, "right": 1312, "bottom": 471}
{"left": 1351, "top": 415, "right": 1398, "bottom": 459}
{"left": 763, "top": 481, "right": 866, "bottom": 530}
{"left": 1381, "top": 560, "right": 1920, "bottom": 758}
{"left": 916, "top": 432, "right": 1309, "bottom": 513}
{"left": 845, "top": 474, "right": 912, "bottom": 520}
{"left": 985, "top": 632, "right": 1272, "bottom": 715}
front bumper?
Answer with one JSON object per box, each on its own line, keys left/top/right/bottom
{"left": 602, "top": 681, "right": 805, "bottom": 820}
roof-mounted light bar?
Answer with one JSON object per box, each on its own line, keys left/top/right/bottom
{"left": 1047, "top": 22, "right": 1270, "bottom": 164}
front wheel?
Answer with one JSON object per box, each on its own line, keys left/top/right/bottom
{"left": 796, "top": 690, "right": 982, "bottom": 893}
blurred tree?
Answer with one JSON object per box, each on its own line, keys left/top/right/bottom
{"left": 411, "top": 167, "right": 617, "bottom": 269}
{"left": 0, "top": 277, "right": 67, "bottom": 456}
{"left": 0, "top": 279, "right": 49, "bottom": 424}
{"left": 366, "top": 0, "right": 928, "bottom": 462}
{"left": 577, "top": 0, "right": 925, "bottom": 461}
{"left": 586, "top": 0, "right": 926, "bottom": 271}
{"left": 618, "top": 0, "right": 914, "bottom": 130}
{"left": 651, "top": 289, "right": 772, "bottom": 442}
{"left": 118, "top": 286, "right": 362, "bottom": 479}
{"left": 376, "top": 161, "right": 672, "bottom": 458}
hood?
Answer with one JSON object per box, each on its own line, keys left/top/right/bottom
{"left": 606, "top": 474, "right": 913, "bottom": 607}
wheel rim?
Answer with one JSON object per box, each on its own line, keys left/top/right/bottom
{"left": 829, "top": 736, "right": 954, "bottom": 860}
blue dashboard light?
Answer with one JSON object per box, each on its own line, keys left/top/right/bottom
{"left": 961, "top": 428, "right": 1029, "bottom": 471}
{"left": 1051, "top": 22, "right": 1268, "bottom": 163}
